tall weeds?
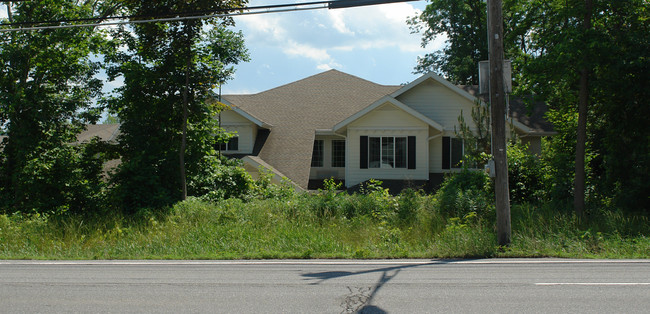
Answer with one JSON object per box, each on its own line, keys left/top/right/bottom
{"left": 0, "top": 179, "right": 648, "bottom": 259}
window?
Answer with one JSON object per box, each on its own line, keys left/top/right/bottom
{"left": 360, "top": 136, "right": 415, "bottom": 169}
{"left": 217, "top": 136, "right": 239, "bottom": 151}
{"left": 311, "top": 140, "right": 324, "bottom": 167}
{"left": 442, "top": 137, "right": 464, "bottom": 169}
{"left": 331, "top": 140, "right": 345, "bottom": 168}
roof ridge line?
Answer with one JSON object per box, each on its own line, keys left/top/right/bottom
{"left": 255, "top": 69, "right": 398, "bottom": 95}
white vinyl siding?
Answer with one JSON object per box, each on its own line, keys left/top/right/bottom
{"left": 219, "top": 110, "right": 257, "bottom": 154}
{"left": 309, "top": 135, "right": 346, "bottom": 180}
{"left": 345, "top": 103, "right": 429, "bottom": 187}
{"left": 395, "top": 78, "right": 477, "bottom": 130}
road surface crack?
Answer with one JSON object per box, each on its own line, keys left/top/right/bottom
{"left": 341, "top": 286, "right": 371, "bottom": 313}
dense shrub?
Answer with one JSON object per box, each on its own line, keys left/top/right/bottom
{"left": 435, "top": 170, "right": 493, "bottom": 218}
{"left": 507, "top": 142, "right": 546, "bottom": 203}
{"left": 249, "top": 169, "right": 297, "bottom": 200}
{"left": 397, "top": 188, "right": 420, "bottom": 223}
{"left": 1, "top": 139, "right": 111, "bottom": 215}
{"left": 189, "top": 157, "right": 253, "bottom": 202}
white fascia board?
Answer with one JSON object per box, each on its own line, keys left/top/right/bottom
{"left": 315, "top": 129, "right": 346, "bottom": 138}
{"left": 390, "top": 72, "right": 479, "bottom": 105}
{"left": 510, "top": 118, "right": 532, "bottom": 134}
{"left": 333, "top": 96, "right": 444, "bottom": 132}
{"left": 219, "top": 98, "right": 272, "bottom": 129}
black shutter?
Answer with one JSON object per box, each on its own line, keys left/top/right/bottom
{"left": 442, "top": 136, "right": 450, "bottom": 169}
{"left": 360, "top": 136, "right": 368, "bottom": 169}
{"left": 407, "top": 136, "right": 416, "bottom": 169}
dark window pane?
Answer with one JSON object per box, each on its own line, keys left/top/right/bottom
{"left": 332, "top": 140, "right": 345, "bottom": 168}
{"left": 229, "top": 137, "right": 239, "bottom": 151}
{"left": 382, "top": 137, "right": 394, "bottom": 168}
{"left": 395, "top": 137, "right": 407, "bottom": 168}
{"left": 311, "top": 140, "right": 324, "bottom": 167}
{"left": 216, "top": 136, "right": 238, "bottom": 151}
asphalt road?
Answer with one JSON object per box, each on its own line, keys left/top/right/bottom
{"left": 1, "top": 259, "right": 649, "bottom": 313}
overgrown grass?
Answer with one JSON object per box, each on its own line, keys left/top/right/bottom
{"left": 1, "top": 187, "right": 648, "bottom": 259}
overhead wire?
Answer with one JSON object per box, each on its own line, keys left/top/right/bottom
{"left": 0, "top": 1, "right": 333, "bottom": 32}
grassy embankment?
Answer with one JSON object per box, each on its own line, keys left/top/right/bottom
{"left": 1, "top": 189, "right": 648, "bottom": 259}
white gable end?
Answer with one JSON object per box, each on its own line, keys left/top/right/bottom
{"left": 395, "top": 78, "right": 478, "bottom": 133}
{"left": 219, "top": 110, "right": 257, "bottom": 155}
{"left": 349, "top": 103, "right": 429, "bottom": 130}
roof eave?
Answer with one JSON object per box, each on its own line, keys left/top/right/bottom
{"left": 220, "top": 98, "right": 273, "bottom": 129}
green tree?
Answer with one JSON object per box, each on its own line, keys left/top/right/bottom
{"left": 520, "top": 0, "right": 650, "bottom": 212}
{"left": 416, "top": 0, "right": 650, "bottom": 212}
{"left": 408, "top": 0, "right": 533, "bottom": 85}
{"left": 408, "top": 0, "right": 488, "bottom": 84}
{"left": 584, "top": 0, "right": 650, "bottom": 211}
{"left": 104, "top": 0, "right": 249, "bottom": 211}
{"left": 455, "top": 98, "right": 491, "bottom": 167}
{"left": 0, "top": 1, "right": 114, "bottom": 214}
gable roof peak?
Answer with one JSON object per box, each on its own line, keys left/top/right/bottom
{"left": 391, "top": 71, "right": 480, "bottom": 104}
{"left": 256, "top": 69, "right": 398, "bottom": 96}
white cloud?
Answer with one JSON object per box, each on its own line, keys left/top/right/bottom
{"left": 225, "top": 1, "right": 443, "bottom": 92}
{"left": 237, "top": 13, "right": 287, "bottom": 43}
{"left": 234, "top": 2, "right": 433, "bottom": 70}
{"left": 316, "top": 60, "right": 342, "bottom": 71}
{"left": 283, "top": 40, "right": 331, "bottom": 62}
{"left": 323, "top": 3, "right": 431, "bottom": 53}
{"left": 328, "top": 10, "right": 354, "bottom": 35}
{"left": 316, "top": 63, "right": 332, "bottom": 71}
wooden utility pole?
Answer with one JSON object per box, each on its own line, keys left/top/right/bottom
{"left": 180, "top": 21, "right": 192, "bottom": 201}
{"left": 487, "top": 0, "right": 511, "bottom": 246}
{"left": 574, "top": 0, "right": 593, "bottom": 218}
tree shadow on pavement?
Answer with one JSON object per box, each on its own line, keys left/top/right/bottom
{"left": 301, "top": 260, "right": 467, "bottom": 313}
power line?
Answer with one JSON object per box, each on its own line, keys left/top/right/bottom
{"left": 0, "top": 5, "right": 328, "bottom": 33}
{"left": 0, "top": 1, "right": 416, "bottom": 33}
{"left": 0, "top": 1, "right": 333, "bottom": 27}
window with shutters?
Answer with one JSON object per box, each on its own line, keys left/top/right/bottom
{"left": 361, "top": 136, "right": 415, "bottom": 169}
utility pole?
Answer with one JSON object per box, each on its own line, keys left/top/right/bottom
{"left": 487, "top": 0, "right": 511, "bottom": 246}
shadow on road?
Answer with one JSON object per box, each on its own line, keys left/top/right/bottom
{"left": 301, "top": 259, "right": 463, "bottom": 284}
{"left": 301, "top": 260, "right": 470, "bottom": 313}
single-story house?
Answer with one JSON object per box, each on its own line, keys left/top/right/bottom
{"left": 220, "top": 70, "right": 554, "bottom": 191}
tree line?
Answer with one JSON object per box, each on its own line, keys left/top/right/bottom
{"left": 0, "top": 0, "right": 249, "bottom": 215}
{"left": 410, "top": 0, "right": 649, "bottom": 213}
{"left": 1, "top": 0, "right": 648, "bottom": 216}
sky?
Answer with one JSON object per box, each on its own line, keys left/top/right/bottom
{"left": 1, "top": 1, "right": 446, "bottom": 96}
{"left": 222, "top": 0, "right": 445, "bottom": 94}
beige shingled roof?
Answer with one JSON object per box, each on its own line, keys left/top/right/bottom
{"left": 224, "top": 70, "right": 400, "bottom": 189}
{"left": 76, "top": 123, "right": 120, "bottom": 144}
{"left": 224, "top": 70, "right": 554, "bottom": 189}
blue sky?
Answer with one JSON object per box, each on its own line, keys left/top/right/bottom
{"left": 1, "top": 1, "right": 446, "bottom": 96}
{"left": 222, "top": 0, "right": 445, "bottom": 94}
